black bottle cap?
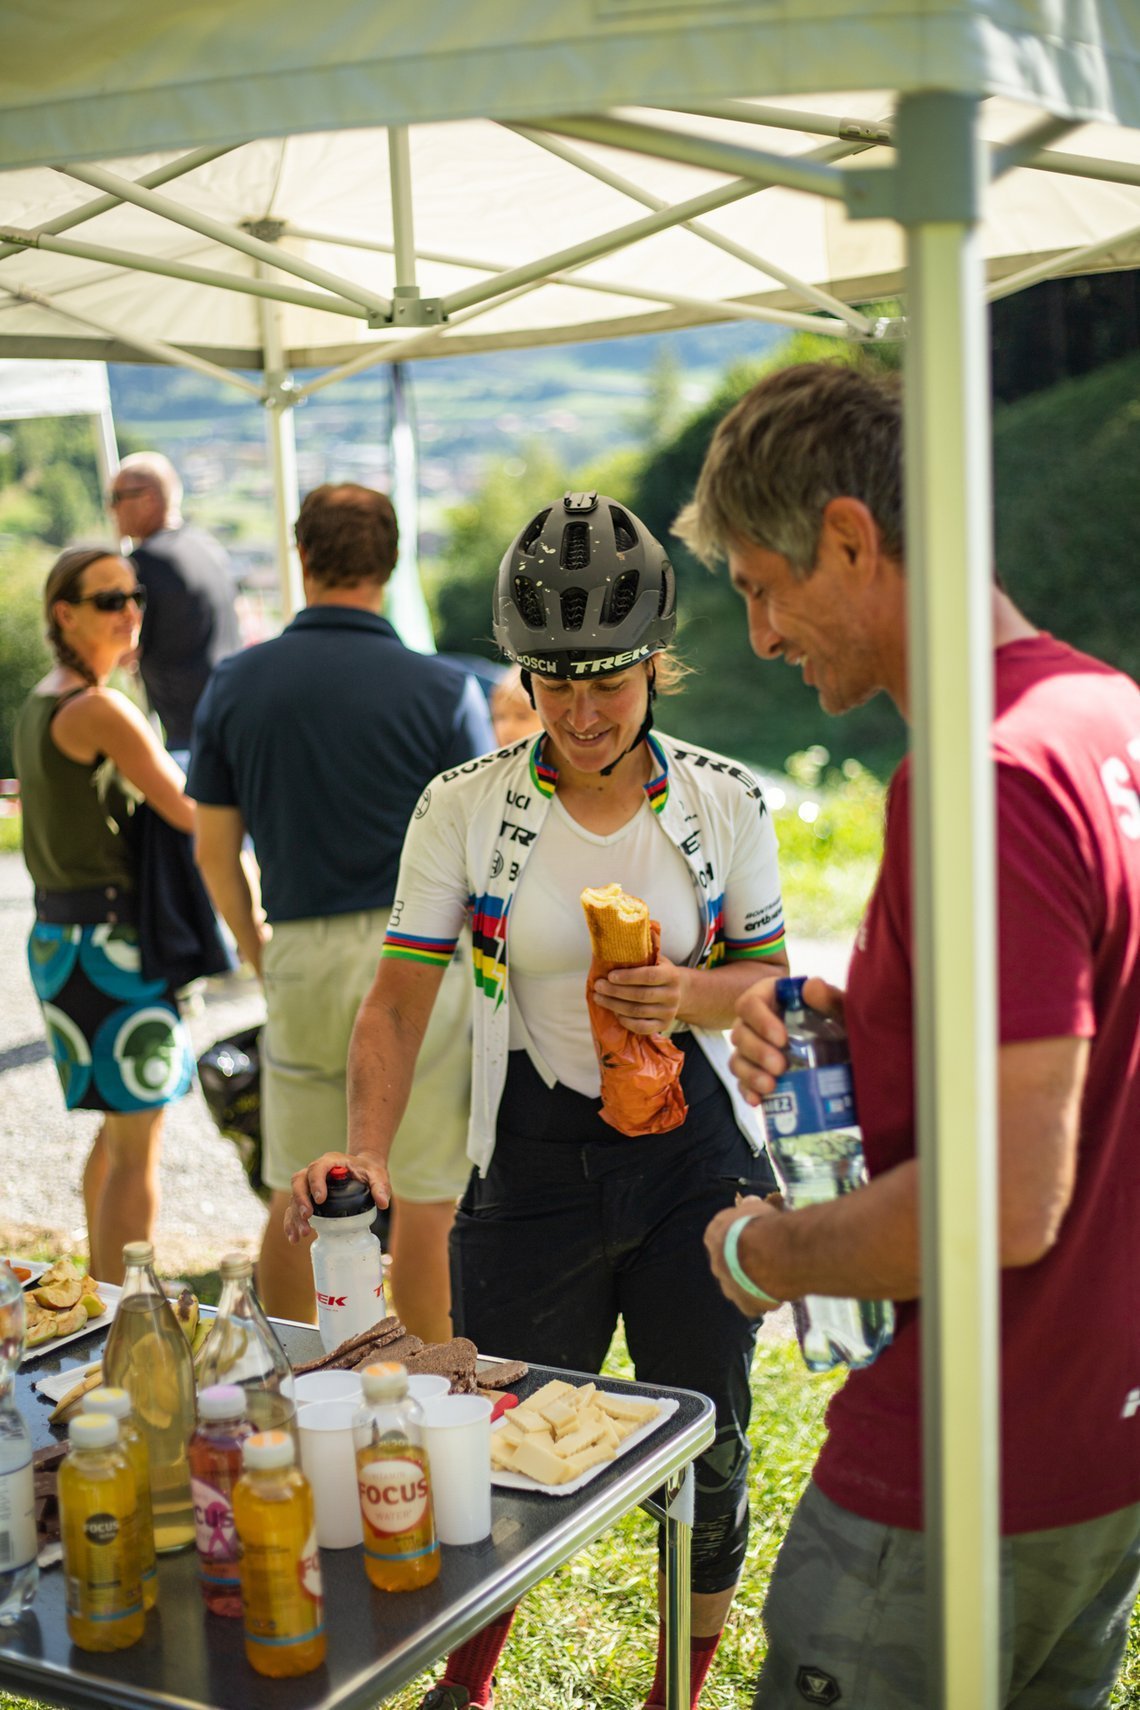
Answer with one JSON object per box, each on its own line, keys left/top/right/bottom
{"left": 317, "top": 1166, "right": 373, "bottom": 1218}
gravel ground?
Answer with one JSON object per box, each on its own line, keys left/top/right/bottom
{"left": 0, "top": 847, "right": 851, "bottom": 1339}
{"left": 0, "top": 850, "right": 267, "bottom": 1273}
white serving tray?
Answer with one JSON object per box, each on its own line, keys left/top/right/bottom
{"left": 491, "top": 1392, "right": 677, "bottom": 1498}
{"left": 21, "top": 1283, "right": 122, "bottom": 1365}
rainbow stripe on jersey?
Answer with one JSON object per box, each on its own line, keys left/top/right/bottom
{"left": 381, "top": 931, "right": 457, "bottom": 969}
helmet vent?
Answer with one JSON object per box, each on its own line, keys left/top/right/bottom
{"left": 512, "top": 575, "right": 547, "bottom": 630}
{"left": 561, "top": 523, "right": 590, "bottom": 572}
{"left": 561, "top": 587, "right": 588, "bottom": 631}
{"left": 658, "top": 565, "right": 673, "bottom": 617}
{"left": 606, "top": 570, "right": 640, "bottom": 625}
{"left": 609, "top": 506, "right": 638, "bottom": 553}
{"left": 518, "top": 508, "right": 552, "bottom": 557}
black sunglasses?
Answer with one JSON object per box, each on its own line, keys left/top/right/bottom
{"left": 107, "top": 486, "right": 152, "bottom": 505}
{"left": 70, "top": 585, "right": 148, "bottom": 613}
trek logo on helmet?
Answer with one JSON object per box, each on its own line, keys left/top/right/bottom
{"left": 567, "top": 645, "right": 657, "bottom": 676}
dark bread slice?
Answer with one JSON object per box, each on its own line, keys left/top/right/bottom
{"left": 404, "top": 1336, "right": 479, "bottom": 1393}
{"left": 476, "top": 1358, "right": 529, "bottom": 1390}
{"left": 351, "top": 1332, "right": 424, "bottom": 1370}
{"left": 292, "top": 1314, "right": 406, "bottom": 1375}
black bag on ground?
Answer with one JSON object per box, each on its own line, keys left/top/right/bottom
{"left": 196, "top": 1025, "right": 269, "bottom": 1203}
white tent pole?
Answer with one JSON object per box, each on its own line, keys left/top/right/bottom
{"left": 661, "top": 98, "right": 893, "bottom": 144}
{"left": 385, "top": 362, "right": 435, "bottom": 654}
{"left": 0, "top": 226, "right": 369, "bottom": 318}
{"left": 990, "top": 116, "right": 1076, "bottom": 178}
{"left": 282, "top": 221, "right": 853, "bottom": 333}
{"left": 536, "top": 112, "right": 847, "bottom": 197}
{"left": 55, "top": 161, "right": 394, "bottom": 320}
{"left": 987, "top": 221, "right": 1140, "bottom": 300}
{"left": 508, "top": 124, "right": 874, "bottom": 332}
{"left": 898, "top": 92, "right": 1000, "bottom": 1709}
{"left": 90, "top": 395, "right": 119, "bottom": 502}
{"left": 0, "top": 283, "right": 264, "bottom": 396}
{"left": 443, "top": 176, "right": 772, "bottom": 316}
{"left": 1020, "top": 150, "right": 1140, "bottom": 189}
{"left": 0, "top": 145, "right": 235, "bottom": 265}
{"left": 389, "top": 127, "right": 416, "bottom": 289}
{"left": 258, "top": 270, "right": 302, "bottom": 619}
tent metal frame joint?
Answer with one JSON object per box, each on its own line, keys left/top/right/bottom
{"left": 389, "top": 287, "right": 445, "bottom": 327}
{"left": 847, "top": 93, "right": 981, "bottom": 226}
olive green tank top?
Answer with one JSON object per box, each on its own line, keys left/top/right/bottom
{"left": 13, "top": 690, "right": 136, "bottom": 895}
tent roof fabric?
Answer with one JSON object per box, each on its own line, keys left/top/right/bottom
{"left": 4, "top": 1, "right": 1140, "bottom": 173}
{"left": 2, "top": 94, "right": 1140, "bottom": 373}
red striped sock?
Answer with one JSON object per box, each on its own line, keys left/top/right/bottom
{"left": 438, "top": 1605, "right": 518, "bottom": 1708}
{"left": 644, "top": 1625, "right": 722, "bottom": 1710}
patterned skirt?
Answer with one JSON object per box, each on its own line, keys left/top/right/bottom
{"left": 27, "top": 922, "right": 195, "bottom": 1113}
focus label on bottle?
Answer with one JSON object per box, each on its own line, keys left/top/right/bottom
{"left": 762, "top": 1064, "right": 856, "bottom": 1137}
{"left": 358, "top": 1455, "right": 430, "bottom": 1537}
{"left": 297, "top": 1525, "right": 323, "bottom": 1604}
{"left": 192, "top": 1478, "right": 238, "bottom": 1562}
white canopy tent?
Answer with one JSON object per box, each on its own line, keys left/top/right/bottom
{"left": 4, "top": 7, "right": 1140, "bottom": 1705}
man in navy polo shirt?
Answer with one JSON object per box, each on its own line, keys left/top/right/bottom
{"left": 189, "top": 483, "right": 493, "bottom": 1330}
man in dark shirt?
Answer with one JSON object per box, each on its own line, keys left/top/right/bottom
{"left": 109, "top": 453, "right": 240, "bottom": 752}
{"left": 189, "top": 484, "right": 493, "bottom": 1329}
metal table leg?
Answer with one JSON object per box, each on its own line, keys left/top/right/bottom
{"left": 663, "top": 1463, "right": 695, "bottom": 1710}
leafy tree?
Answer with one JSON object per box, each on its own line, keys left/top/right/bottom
{"left": 430, "top": 443, "right": 569, "bottom": 659}
{"left": 39, "top": 461, "right": 99, "bottom": 546}
{"left": 0, "top": 544, "right": 51, "bottom": 777}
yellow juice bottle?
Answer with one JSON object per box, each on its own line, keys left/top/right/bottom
{"left": 354, "top": 1363, "right": 440, "bottom": 1592}
{"left": 59, "top": 1412, "right": 144, "bottom": 1652}
{"left": 233, "top": 1431, "right": 325, "bottom": 1678}
{"left": 81, "top": 1387, "right": 158, "bottom": 1610}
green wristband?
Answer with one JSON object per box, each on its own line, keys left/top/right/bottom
{"left": 722, "top": 1214, "right": 780, "bottom": 1310}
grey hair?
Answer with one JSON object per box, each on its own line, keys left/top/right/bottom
{"left": 118, "top": 451, "right": 182, "bottom": 516}
{"left": 673, "top": 361, "right": 904, "bottom": 578}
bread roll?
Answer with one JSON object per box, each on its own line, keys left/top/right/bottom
{"left": 581, "top": 883, "right": 652, "bottom": 965}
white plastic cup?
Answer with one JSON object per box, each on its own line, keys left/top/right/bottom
{"left": 296, "top": 1399, "right": 363, "bottom": 1548}
{"left": 406, "top": 1373, "right": 450, "bottom": 1404}
{"left": 418, "top": 1394, "right": 494, "bottom": 1546}
{"left": 294, "top": 1370, "right": 364, "bottom": 1406}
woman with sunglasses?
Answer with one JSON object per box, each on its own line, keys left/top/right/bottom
{"left": 13, "top": 546, "right": 198, "bottom": 1283}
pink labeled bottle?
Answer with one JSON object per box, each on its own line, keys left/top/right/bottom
{"left": 189, "top": 1385, "right": 252, "bottom": 1617}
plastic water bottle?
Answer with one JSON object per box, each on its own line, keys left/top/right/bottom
{"left": 309, "top": 1167, "right": 387, "bottom": 1353}
{"left": 0, "top": 1265, "right": 38, "bottom": 1625}
{"left": 761, "top": 976, "right": 895, "bottom": 1373}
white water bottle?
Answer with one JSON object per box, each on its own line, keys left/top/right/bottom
{"left": 0, "top": 1266, "right": 38, "bottom": 1625}
{"left": 309, "top": 1167, "right": 387, "bottom": 1353}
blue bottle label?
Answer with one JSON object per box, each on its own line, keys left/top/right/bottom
{"left": 762, "top": 1063, "right": 856, "bottom": 1138}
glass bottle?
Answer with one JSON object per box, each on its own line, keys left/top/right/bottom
{"left": 101, "top": 1241, "right": 196, "bottom": 1552}
{"left": 0, "top": 1264, "right": 37, "bottom": 1625}
{"left": 81, "top": 1386, "right": 157, "bottom": 1609}
{"left": 233, "top": 1431, "right": 325, "bottom": 1678}
{"left": 59, "top": 1412, "right": 144, "bottom": 1651}
{"left": 196, "top": 1255, "right": 296, "bottom": 1440}
{"left": 353, "top": 1361, "right": 439, "bottom": 1592}
{"left": 189, "top": 1384, "right": 252, "bottom": 1617}
{"left": 762, "top": 976, "right": 895, "bottom": 1372}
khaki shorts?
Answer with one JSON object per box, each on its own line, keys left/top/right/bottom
{"left": 261, "top": 908, "right": 472, "bottom": 1202}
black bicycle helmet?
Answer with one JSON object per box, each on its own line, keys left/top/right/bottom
{"left": 492, "top": 491, "right": 677, "bottom": 678}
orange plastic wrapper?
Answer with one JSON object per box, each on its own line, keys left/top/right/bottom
{"left": 586, "top": 920, "right": 688, "bottom": 1136}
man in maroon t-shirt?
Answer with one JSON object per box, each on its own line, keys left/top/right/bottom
{"left": 675, "top": 361, "right": 1140, "bottom": 1708}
